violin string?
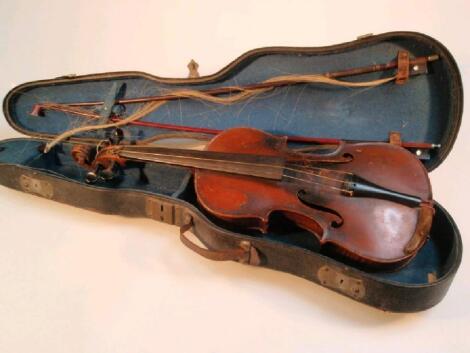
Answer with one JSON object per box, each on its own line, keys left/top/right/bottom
{"left": 112, "top": 144, "right": 353, "bottom": 178}
{"left": 291, "top": 164, "right": 353, "bottom": 176}
{"left": 282, "top": 174, "right": 352, "bottom": 195}
{"left": 284, "top": 168, "right": 347, "bottom": 184}
{"left": 111, "top": 147, "right": 356, "bottom": 194}
{"left": 114, "top": 147, "right": 353, "bottom": 186}
{"left": 284, "top": 165, "right": 352, "bottom": 183}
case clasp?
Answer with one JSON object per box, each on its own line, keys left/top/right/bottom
{"left": 317, "top": 266, "right": 365, "bottom": 299}
{"left": 19, "top": 175, "right": 54, "bottom": 199}
{"left": 145, "top": 198, "right": 184, "bottom": 226}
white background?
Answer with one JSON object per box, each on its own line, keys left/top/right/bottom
{"left": 0, "top": 1, "right": 469, "bottom": 352}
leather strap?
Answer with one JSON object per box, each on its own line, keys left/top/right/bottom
{"left": 388, "top": 131, "right": 402, "bottom": 146}
{"left": 179, "top": 216, "right": 261, "bottom": 265}
{"left": 396, "top": 50, "right": 410, "bottom": 85}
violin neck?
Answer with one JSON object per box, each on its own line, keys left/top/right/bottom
{"left": 117, "top": 146, "right": 285, "bottom": 180}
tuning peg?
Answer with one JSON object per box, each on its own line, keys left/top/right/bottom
{"left": 85, "top": 170, "right": 99, "bottom": 184}
{"left": 108, "top": 128, "right": 124, "bottom": 145}
{"left": 100, "top": 164, "right": 117, "bottom": 181}
{"left": 85, "top": 162, "right": 119, "bottom": 184}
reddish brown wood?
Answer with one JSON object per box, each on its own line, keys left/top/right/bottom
{"left": 83, "top": 127, "right": 433, "bottom": 268}
{"left": 194, "top": 128, "right": 433, "bottom": 269}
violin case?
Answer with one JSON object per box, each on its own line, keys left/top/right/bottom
{"left": 0, "top": 31, "right": 463, "bottom": 312}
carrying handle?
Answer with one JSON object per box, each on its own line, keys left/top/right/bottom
{"left": 179, "top": 215, "right": 260, "bottom": 265}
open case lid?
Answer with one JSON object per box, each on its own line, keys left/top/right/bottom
{"left": 2, "top": 31, "right": 463, "bottom": 171}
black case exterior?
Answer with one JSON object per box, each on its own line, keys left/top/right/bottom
{"left": 0, "top": 32, "right": 463, "bottom": 312}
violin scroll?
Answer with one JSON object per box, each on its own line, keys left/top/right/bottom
{"left": 71, "top": 141, "right": 126, "bottom": 184}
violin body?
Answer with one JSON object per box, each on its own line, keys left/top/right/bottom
{"left": 195, "top": 127, "right": 434, "bottom": 268}
{"left": 77, "top": 126, "right": 434, "bottom": 269}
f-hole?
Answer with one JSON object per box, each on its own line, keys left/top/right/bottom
{"left": 297, "top": 189, "right": 344, "bottom": 228}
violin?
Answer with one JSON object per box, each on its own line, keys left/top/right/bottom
{"left": 71, "top": 127, "right": 434, "bottom": 269}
